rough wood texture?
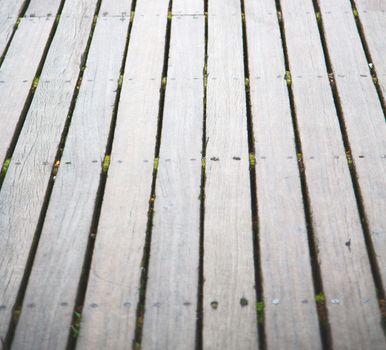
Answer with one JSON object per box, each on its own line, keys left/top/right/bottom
{"left": 281, "top": 0, "right": 386, "bottom": 348}
{"left": 77, "top": 1, "right": 170, "bottom": 348}
{"left": 11, "top": 16, "right": 129, "bottom": 350}
{"left": 203, "top": 1, "right": 258, "bottom": 349}
{"left": 172, "top": 0, "right": 203, "bottom": 15}
{"left": 355, "top": 0, "right": 386, "bottom": 96}
{"left": 141, "top": 15, "right": 204, "bottom": 350}
{"left": 319, "top": 0, "right": 386, "bottom": 294}
{"left": 0, "top": 16, "right": 55, "bottom": 167}
{"left": 0, "top": 0, "right": 25, "bottom": 56}
{"left": 244, "top": 1, "right": 321, "bottom": 348}
{"left": 0, "top": 0, "right": 98, "bottom": 341}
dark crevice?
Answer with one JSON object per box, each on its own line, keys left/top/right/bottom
{"left": 0, "top": 0, "right": 67, "bottom": 191}
{"left": 239, "top": 1, "right": 265, "bottom": 349}
{"left": 312, "top": 0, "right": 386, "bottom": 333}
{"left": 132, "top": 1, "right": 173, "bottom": 348}
{"left": 349, "top": 0, "right": 386, "bottom": 120}
{"left": 66, "top": 1, "right": 138, "bottom": 349}
{"left": 0, "top": 0, "right": 33, "bottom": 67}
{"left": 2, "top": 0, "right": 103, "bottom": 348}
{"left": 195, "top": 1, "right": 208, "bottom": 349}
{"left": 275, "top": 1, "right": 332, "bottom": 349}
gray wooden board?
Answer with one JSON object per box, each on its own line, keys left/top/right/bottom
{"left": 244, "top": 0, "right": 321, "bottom": 348}
{"left": 0, "top": 16, "right": 55, "bottom": 167}
{"left": 203, "top": 1, "right": 258, "bottom": 349}
{"left": 98, "top": 0, "right": 132, "bottom": 16}
{"left": 25, "top": 0, "right": 63, "bottom": 17}
{"left": 77, "top": 1, "right": 170, "bottom": 348}
{"left": 11, "top": 16, "right": 129, "bottom": 350}
{"left": 141, "top": 15, "right": 204, "bottom": 350}
{"left": 281, "top": 0, "right": 386, "bottom": 348}
{"left": 172, "top": 0, "right": 203, "bottom": 15}
{"left": 355, "top": 0, "right": 386, "bottom": 97}
{"left": 0, "top": 0, "right": 98, "bottom": 341}
{"left": 0, "top": 0, "right": 25, "bottom": 56}
{"left": 319, "top": 0, "right": 386, "bottom": 296}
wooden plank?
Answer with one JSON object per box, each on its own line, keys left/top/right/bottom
{"left": 0, "top": 0, "right": 98, "bottom": 341}
{"left": 0, "top": 0, "right": 25, "bottom": 56}
{"left": 319, "top": 0, "right": 386, "bottom": 291}
{"left": 203, "top": 1, "right": 258, "bottom": 349}
{"left": 98, "top": 0, "right": 132, "bottom": 16}
{"left": 141, "top": 15, "right": 204, "bottom": 350}
{"left": 281, "top": 1, "right": 386, "bottom": 349}
{"left": 77, "top": 1, "right": 170, "bottom": 348}
{"left": 172, "top": 0, "right": 203, "bottom": 15}
{"left": 11, "top": 15, "right": 130, "bottom": 350}
{"left": 355, "top": 0, "right": 386, "bottom": 98}
{"left": 244, "top": 1, "right": 321, "bottom": 349}
{"left": 0, "top": 15, "right": 56, "bottom": 167}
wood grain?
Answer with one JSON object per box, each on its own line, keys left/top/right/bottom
{"left": 11, "top": 15, "right": 130, "bottom": 350}
{"left": 0, "top": 0, "right": 98, "bottom": 341}
{"left": 319, "top": 0, "right": 386, "bottom": 294}
{"left": 77, "top": 1, "right": 170, "bottom": 348}
{"left": 244, "top": 0, "right": 322, "bottom": 348}
{"left": 0, "top": 0, "right": 25, "bottom": 56}
{"left": 203, "top": 1, "right": 258, "bottom": 349}
{"left": 141, "top": 15, "right": 204, "bottom": 350}
{"left": 281, "top": 0, "right": 386, "bottom": 348}
{"left": 0, "top": 16, "right": 55, "bottom": 167}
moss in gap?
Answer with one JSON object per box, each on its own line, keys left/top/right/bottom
{"left": 315, "top": 293, "right": 326, "bottom": 304}
{"left": 256, "top": 302, "right": 265, "bottom": 323}
{"left": 249, "top": 153, "right": 255, "bottom": 168}
{"left": 1, "top": 158, "right": 11, "bottom": 177}
{"left": 285, "top": 70, "right": 292, "bottom": 86}
{"left": 103, "top": 155, "right": 110, "bottom": 173}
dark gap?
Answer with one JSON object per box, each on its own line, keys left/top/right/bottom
{"left": 239, "top": 1, "right": 265, "bottom": 349}
{"left": 195, "top": 0, "right": 208, "bottom": 349}
{"left": 312, "top": 0, "right": 386, "bottom": 331}
{"left": 66, "top": 1, "right": 138, "bottom": 349}
{"left": 2, "top": 0, "right": 103, "bottom": 348}
{"left": 0, "top": 0, "right": 33, "bottom": 67}
{"left": 349, "top": 0, "right": 386, "bottom": 120}
{"left": 0, "top": 0, "right": 67, "bottom": 191}
{"left": 275, "top": 1, "right": 332, "bottom": 349}
{"left": 132, "top": 1, "right": 173, "bottom": 348}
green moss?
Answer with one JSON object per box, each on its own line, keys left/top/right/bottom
{"left": 315, "top": 293, "right": 326, "bottom": 304}
{"left": 249, "top": 153, "right": 255, "bottom": 168}
{"left": 285, "top": 70, "right": 292, "bottom": 86}
{"left": 103, "top": 155, "right": 110, "bottom": 173}
{"left": 1, "top": 158, "right": 11, "bottom": 177}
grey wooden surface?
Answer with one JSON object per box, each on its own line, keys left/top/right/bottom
{"left": 319, "top": 0, "right": 386, "bottom": 295}
{"left": 355, "top": 0, "right": 386, "bottom": 97}
{"left": 281, "top": 0, "right": 386, "bottom": 349}
{"left": 77, "top": 1, "right": 170, "bottom": 348}
{"left": 141, "top": 14, "right": 204, "bottom": 350}
{"left": 0, "top": 0, "right": 98, "bottom": 342}
{"left": 244, "top": 0, "right": 321, "bottom": 348}
{"left": 203, "top": 1, "right": 258, "bottom": 349}
{"left": 0, "top": 0, "right": 385, "bottom": 348}
{"left": 0, "top": 16, "right": 55, "bottom": 166}
{"left": 11, "top": 14, "right": 130, "bottom": 350}
{"left": 0, "top": 0, "right": 25, "bottom": 56}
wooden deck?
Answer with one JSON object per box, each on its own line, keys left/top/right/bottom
{"left": 0, "top": 0, "right": 385, "bottom": 349}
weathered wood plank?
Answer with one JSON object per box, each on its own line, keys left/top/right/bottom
{"left": 281, "top": 1, "right": 386, "bottom": 348}
{"left": 244, "top": 1, "right": 321, "bottom": 348}
{"left": 11, "top": 15, "right": 130, "bottom": 350}
{"left": 355, "top": 0, "right": 386, "bottom": 98}
{"left": 319, "top": 0, "right": 386, "bottom": 293}
{"left": 141, "top": 15, "right": 204, "bottom": 350}
{"left": 77, "top": 1, "right": 170, "bottom": 348}
{"left": 0, "top": 0, "right": 98, "bottom": 342}
{"left": 0, "top": 15, "right": 55, "bottom": 167}
{"left": 203, "top": 1, "right": 258, "bottom": 349}
{"left": 0, "top": 0, "right": 26, "bottom": 56}
{"left": 172, "top": 0, "right": 203, "bottom": 15}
